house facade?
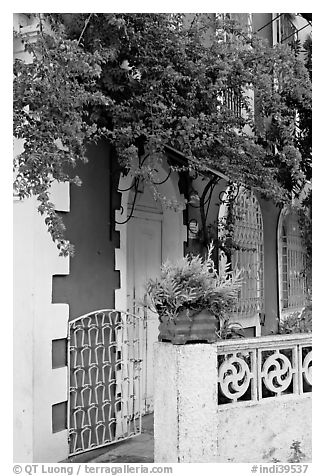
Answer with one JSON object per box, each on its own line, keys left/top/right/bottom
{"left": 13, "top": 13, "right": 311, "bottom": 462}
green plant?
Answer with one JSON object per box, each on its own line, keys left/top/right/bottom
{"left": 14, "top": 13, "right": 311, "bottom": 255}
{"left": 298, "top": 190, "right": 312, "bottom": 289}
{"left": 278, "top": 302, "right": 312, "bottom": 334}
{"left": 288, "top": 441, "right": 306, "bottom": 463}
{"left": 217, "top": 318, "right": 245, "bottom": 339}
{"left": 270, "top": 440, "right": 308, "bottom": 463}
{"left": 146, "top": 242, "right": 241, "bottom": 322}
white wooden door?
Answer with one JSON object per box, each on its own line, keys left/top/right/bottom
{"left": 127, "top": 214, "right": 162, "bottom": 413}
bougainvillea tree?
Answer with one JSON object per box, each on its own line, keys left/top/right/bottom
{"left": 13, "top": 13, "right": 311, "bottom": 255}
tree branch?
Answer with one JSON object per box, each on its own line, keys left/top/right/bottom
{"left": 77, "top": 13, "right": 93, "bottom": 46}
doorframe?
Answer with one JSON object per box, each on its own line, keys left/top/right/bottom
{"left": 114, "top": 159, "right": 187, "bottom": 312}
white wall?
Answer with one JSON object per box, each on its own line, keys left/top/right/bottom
{"left": 13, "top": 196, "right": 35, "bottom": 461}
{"left": 14, "top": 14, "right": 71, "bottom": 461}
{"left": 154, "top": 341, "right": 312, "bottom": 463}
{"left": 13, "top": 181, "right": 70, "bottom": 462}
{"left": 217, "top": 397, "right": 311, "bottom": 463}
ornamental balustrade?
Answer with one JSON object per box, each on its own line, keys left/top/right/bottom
{"left": 216, "top": 333, "right": 311, "bottom": 406}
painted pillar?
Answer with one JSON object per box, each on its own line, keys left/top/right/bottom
{"left": 260, "top": 199, "right": 281, "bottom": 335}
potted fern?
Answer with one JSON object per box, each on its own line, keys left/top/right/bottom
{"left": 146, "top": 243, "right": 242, "bottom": 344}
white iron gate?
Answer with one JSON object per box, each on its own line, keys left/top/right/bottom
{"left": 67, "top": 309, "right": 143, "bottom": 456}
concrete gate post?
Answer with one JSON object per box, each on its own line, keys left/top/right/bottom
{"left": 153, "top": 342, "right": 218, "bottom": 463}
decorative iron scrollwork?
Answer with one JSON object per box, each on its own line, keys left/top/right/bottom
{"left": 68, "top": 310, "right": 143, "bottom": 456}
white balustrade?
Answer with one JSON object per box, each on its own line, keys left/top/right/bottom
{"left": 154, "top": 335, "right": 312, "bottom": 463}
{"left": 216, "top": 333, "right": 312, "bottom": 405}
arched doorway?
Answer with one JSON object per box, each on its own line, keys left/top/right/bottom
{"left": 115, "top": 161, "right": 187, "bottom": 414}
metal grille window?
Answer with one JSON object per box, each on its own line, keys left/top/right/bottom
{"left": 247, "top": 13, "right": 253, "bottom": 38}
{"left": 279, "top": 212, "right": 307, "bottom": 313}
{"left": 223, "top": 88, "right": 242, "bottom": 117}
{"left": 215, "top": 13, "right": 231, "bottom": 42}
{"left": 216, "top": 13, "right": 253, "bottom": 39}
{"left": 231, "top": 190, "right": 264, "bottom": 319}
{"left": 272, "top": 13, "right": 299, "bottom": 46}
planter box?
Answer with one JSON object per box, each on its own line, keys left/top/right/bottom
{"left": 158, "top": 309, "right": 218, "bottom": 344}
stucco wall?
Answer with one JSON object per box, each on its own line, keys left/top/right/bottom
{"left": 154, "top": 343, "right": 219, "bottom": 463}
{"left": 253, "top": 13, "right": 273, "bottom": 43}
{"left": 13, "top": 185, "right": 70, "bottom": 462}
{"left": 14, "top": 14, "right": 71, "bottom": 462}
{"left": 13, "top": 196, "right": 35, "bottom": 462}
{"left": 154, "top": 342, "right": 311, "bottom": 463}
{"left": 217, "top": 397, "right": 311, "bottom": 463}
{"left": 52, "top": 141, "right": 120, "bottom": 319}
{"left": 32, "top": 201, "right": 70, "bottom": 463}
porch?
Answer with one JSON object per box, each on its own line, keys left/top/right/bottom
{"left": 63, "top": 413, "right": 154, "bottom": 464}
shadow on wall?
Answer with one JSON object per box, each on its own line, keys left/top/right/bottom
{"left": 52, "top": 141, "right": 121, "bottom": 320}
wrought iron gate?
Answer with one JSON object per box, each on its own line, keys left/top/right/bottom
{"left": 67, "top": 309, "right": 143, "bottom": 456}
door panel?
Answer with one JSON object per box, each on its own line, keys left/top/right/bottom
{"left": 127, "top": 215, "right": 162, "bottom": 413}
